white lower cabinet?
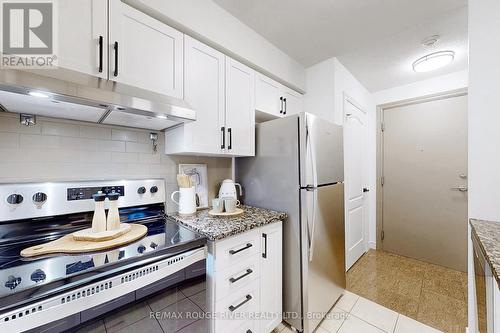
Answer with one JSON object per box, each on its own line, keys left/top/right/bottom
{"left": 207, "top": 222, "right": 283, "bottom": 333}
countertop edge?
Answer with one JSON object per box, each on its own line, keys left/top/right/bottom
{"left": 176, "top": 217, "right": 283, "bottom": 242}
{"left": 470, "top": 219, "right": 500, "bottom": 289}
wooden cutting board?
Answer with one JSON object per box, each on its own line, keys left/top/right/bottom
{"left": 21, "top": 224, "right": 148, "bottom": 257}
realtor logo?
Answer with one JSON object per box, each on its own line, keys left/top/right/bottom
{"left": 1, "top": 0, "right": 57, "bottom": 68}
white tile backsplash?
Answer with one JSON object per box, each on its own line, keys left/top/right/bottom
{"left": 0, "top": 112, "right": 231, "bottom": 213}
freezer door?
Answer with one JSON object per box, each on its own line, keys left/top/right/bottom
{"left": 300, "top": 113, "right": 344, "bottom": 187}
{"left": 301, "top": 183, "right": 346, "bottom": 333}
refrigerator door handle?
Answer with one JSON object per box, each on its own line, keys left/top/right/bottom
{"left": 306, "top": 116, "right": 318, "bottom": 188}
{"left": 308, "top": 188, "right": 318, "bottom": 262}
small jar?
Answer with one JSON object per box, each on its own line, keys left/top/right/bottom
{"left": 91, "top": 192, "right": 107, "bottom": 233}
{"left": 106, "top": 192, "right": 121, "bottom": 231}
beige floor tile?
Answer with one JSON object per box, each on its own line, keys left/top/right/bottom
{"left": 350, "top": 297, "right": 398, "bottom": 333}
{"left": 423, "top": 264, "right": 468, "bottom": 302}
{"left": 320, "top": 308, "right": 348, "bottom": 333}
{"left": 416, "top": 290, "right": 467, "bottom": 333}
{"left": 338, "top": 315, "right": 385, "bottom": 333}
{"left": 335, "top": 291, "right": 359, "bottom": 313}
{"left": 395, "top": 314, "right": 443, "bottom": 333}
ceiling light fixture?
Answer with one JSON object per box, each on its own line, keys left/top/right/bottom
{"left": 28, "top": 91, "right": 50, "bottom": 98}
{"left": 412, "top": 51, "right": 455, "bottom": 73}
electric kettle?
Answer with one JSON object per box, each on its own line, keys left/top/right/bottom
{"left": 218, "top": 179, "right": 242, "bottom": 199}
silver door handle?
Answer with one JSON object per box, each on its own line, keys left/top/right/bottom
{"left": 450, "top": 186, "right": 468, "bottom": 192}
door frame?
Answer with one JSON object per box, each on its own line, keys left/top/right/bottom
{"left": 376, "top": 88, "right": 468, "bottom": 250}
{"left": 343, "top": 93, "right": 369, "bottom": 269}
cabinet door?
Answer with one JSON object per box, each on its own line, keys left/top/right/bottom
{"left": 57, "top": 0, "right": 107, "bottom": 78}
{"left": 260, "top": 222, "right": 283, "bottom": 333}
{"left": 255, "top": 74, "right": 282, "bottom": 117}
{"left": 225, "top": 57, "right": 255, "bottom": 157}
{"left": 282, "top": 88, "right": 303, "bottom": 116}
{"left": 108, "top": 0, "right": 183, "bottom": 98}
{"left": 183, "top": 36, "right": 225, "bottom": 154}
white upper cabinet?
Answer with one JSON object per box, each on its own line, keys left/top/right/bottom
{"left": 282, "top": 87, "right": 303, "bottom": 115}
{"left": 255, "top": 74, "right": 282, "bottom": 117}
{"left": 255, "top": 73, "right": 303, "bottom": 119}
{"left": 56, "top": 0, "right": 107, "bottom": 78}
{"left": 108, "top": 0, "right": 183, "bottom": 98}
{"left": 165, "top": 36, "right": 225, "bottom": 155}
{"left": 165, "top": 39, "right": 255, "bottom": 157}
{"left": 225, "top": 58, "right": 255, "bottom": 156}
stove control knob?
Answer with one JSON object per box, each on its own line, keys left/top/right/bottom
{"left": 32, "top": 192, "right": 47, "bottom": 204}
{"left": 30, "top": 269, "right": 46, "bottom": 283}
{"left": 5, "top": 275, "right": 22, "bottom": 290}
{"left": 150, "top": 242, "right": 158, "bottom": 249}
{"left": 137, "top": 187, "right": 146, "bottom": 195}
{"left": 137, "top": 245, "right": 146, "bottom": 254}
{"left": 150, "top": 186, "right": 158, "bottom": 194}
{"left": 7, "top": 194, "right": 23, "bottom": 205}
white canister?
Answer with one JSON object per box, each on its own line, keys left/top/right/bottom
{"left": 171, "top": 187, "right": 196, "bottom": 215}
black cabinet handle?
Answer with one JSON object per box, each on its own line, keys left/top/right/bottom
{"left": 228, "top": 128, "right": 232, "bottom": 150}
{"left": 221, "top": 127, "right": 225, "bottom": 149}
{"left": 279, "top": 96, "right": 283, "bottom": 114}
{"left": 262, "top": 233, "right": 267, "bottom": 258}
{"left": 113, "top": 41, "right": 119, "bottom": 77}
{"left": 283, "top": 98, "right": 287, "bottom": 115}
{"left": 246, "top": 331, "right": 252, "bottom": 333}
{"left": 228, "top": 295, "right": 252, "bottom": 312}
{"left": 98, "top": 36, "right": 103, "bottom": 73}
{"left": 229, "top": 269, "right": 253, "bottom": 283}
{"left": 229, "top": 243, "right": 252, "bottom": 255}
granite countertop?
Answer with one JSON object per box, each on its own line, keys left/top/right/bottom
{"left": 470, "top": 219, "right": 500, "bottom": 288}
{"left": 167, "top": 205, "right": 286, "bottom": 241}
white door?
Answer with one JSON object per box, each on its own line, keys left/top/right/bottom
{"left": 260, "top": 222, "right": 283, "bottom": 333}
{"left": 108, "top": 0, "right": 183, "bottom": 98}
{"left": 344, "top": 98, "right": 368, "bottom": 270}
{"left": 225, "top": 57, "right": 255, "bottom": 156}
{"left": 282, "top": 88, "right": 303, "bottom": 116}
{"left": 382, "top": 95, "right": 468, "bottom": 271}
{"left": 57, "top": 0, "right": 107, "bottom": 78}
{"left": 255, "top": 74, "right": 282, "bottom": 117}
{"left": 183, "top": 36, "right": 225, "bottom": 154}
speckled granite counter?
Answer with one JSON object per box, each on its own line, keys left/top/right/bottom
{"left": 167, "top": 205, "right": 286, "bottom": 241}
{"left": 470, "top": 219, "right": 500, "bottom": 288}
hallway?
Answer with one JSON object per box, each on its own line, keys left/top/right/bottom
{"left": 346, "top": 250, "right": 468, "bottom": 333}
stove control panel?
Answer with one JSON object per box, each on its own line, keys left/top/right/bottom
{"left": 0, "top": 179, "right": 165, "bottom": 222}
{"left": 67, "top": 186, "right": 125, "bottom": 201}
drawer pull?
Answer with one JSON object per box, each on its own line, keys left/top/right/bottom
{"left": 228, "top": 294, "right": 252, "bottom": 312}
{"left": 229, "top": 243, "right": 252, "bottom": 255}
{"left": 229, "top": 269, "right": 253, "bottom": 283}
{"left": 247, "top": 331, "right": 252, "bottom": 333}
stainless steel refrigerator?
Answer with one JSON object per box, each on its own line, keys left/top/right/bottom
{"left": 236, "top": 112, "right": 345, "bottom": 333}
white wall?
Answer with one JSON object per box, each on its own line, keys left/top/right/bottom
{"left": 305, "top": 58, "right": 377, "bottom": 250}
{"left": 304, "top": 58, "right": 336, "bottom": 123}
{"left": 468, "top": 0, "right": 500, "bottom": 331}
{"left": 125, "top": 0, "right": 306, "bottom": 92}
{"left": 373, "top": 70, "right": 468, "bottom": 106}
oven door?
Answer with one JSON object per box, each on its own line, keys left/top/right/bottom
{"left": 0, "top": 247, "right": 206, "bottom": 332}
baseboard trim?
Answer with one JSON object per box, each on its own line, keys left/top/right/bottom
{"left": 368, "top": 241, "right": 376, "bottom": 250}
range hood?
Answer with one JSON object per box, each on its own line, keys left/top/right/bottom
{"left": 0, "top": 69, "right": 195, "bottom": 130}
